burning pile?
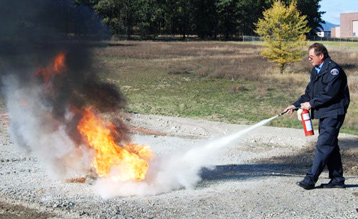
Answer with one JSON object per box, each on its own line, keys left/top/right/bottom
{"left": 34, "top": 51, "right": 154, "bottom": 181}
{"left": 0, "top": 0, "right": 153, "bottom": 182}
{"left": 77, "top": 106, "right": 153, "bottom": 180}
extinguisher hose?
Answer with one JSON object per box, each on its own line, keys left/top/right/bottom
{"left": 277, "top": 107, "right": 300, "bottom": 117}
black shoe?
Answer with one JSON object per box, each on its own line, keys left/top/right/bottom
{"left": 296, "top": 181, "right": 315, "bottom": 190}
{"left": 321, "top": 180, "right": 346, "bottom": 189}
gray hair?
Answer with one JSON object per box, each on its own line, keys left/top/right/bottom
{"left": 309, "top": 43, "right": 329, "bottom": 59}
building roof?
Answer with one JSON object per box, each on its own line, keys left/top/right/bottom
{"left": 319, "top": 21, "right": 339, "bottom": 31}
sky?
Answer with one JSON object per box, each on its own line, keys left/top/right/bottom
{"left": 320, "top": 0, "right": 358, "bottom": 24}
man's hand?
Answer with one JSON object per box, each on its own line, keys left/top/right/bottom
{"left": 300, "top": 102, "right": 311, "bottom": 110}
{"left": 284, "top": 105, "right": 297, "bottom": 115}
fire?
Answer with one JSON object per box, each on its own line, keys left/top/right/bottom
{"left": 35, "top": 52, "right": 66, "bottom": 83}
{"left": 77, "top": 107, "right": 153, "bottom": 181}
{"left": 32, "top": 52, "right": 153, "bottom": 181}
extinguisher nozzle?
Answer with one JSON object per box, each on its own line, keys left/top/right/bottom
{"left": 278, "top": 111, "right": 287, "bottom": 117}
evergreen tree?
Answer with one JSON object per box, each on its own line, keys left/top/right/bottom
{"left": 73, "top": 0, "right": 323, "bottom": 40}
{"left": 216, "top": 0, "right": 238, "bottom": 40}
{"left": 277, "top": 0, "right": 324, "bottom": 35}
{"left": 255, "top": 1, "right": 310, "bottom": 74}
{"left": 236, "top": 0, "right": 272, "bottom": 36}
{"left": 92, "top": 0, "right": 124, "bottom": 37}
{"left": 176, "top": 0, "right": 194, "bottom": 38}
{"left": 92, "top": 0, "right": 140, "bottom": 39}
{"left": 295, "top": 0, "right": 324, "bottom": 35}
{"left": 135, "top": 0, "right": 163, "bottom": 38}
{"left": 192, "top": 0, "right": 218, "bottom": 39}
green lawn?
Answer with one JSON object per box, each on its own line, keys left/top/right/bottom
{"left": 96, "top": 41, "right": 358, "bottom": 134}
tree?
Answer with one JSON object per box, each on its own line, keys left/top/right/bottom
{"left": 92, "top": 0, "right": 124, "bottom": 36}
{"left": 71, "top": 0, "right": 323, "bottom": 40}
{"left": 255, "top": 1, "right": 310, "bottom": 74}
{"left": 295, "top": 0, "right": 324, "bottom": 35}
{"left": 175, "top": 0, "right": 194, "bottom": 39}
{"left": 276, "top": 0, "right": 325, "bottom": 36}
{"left": 92, "top": 0, "right": 141, "bottom": 39}
{"left": 235, "top": 0, "right": 271, "bottom": 36}
{"left": 135, "top": 0, "right": 162, "bottom": 38}
{"left": 216, "top": 0, "right": 238, "bottom": 40}
{"left": 192, "top": 0, "right": 218, "bottom": 39}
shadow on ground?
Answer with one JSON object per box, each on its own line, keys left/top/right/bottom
{"left": 200, "top": 138, "right": 358, "bottom": 183}
{"left": 0, "top": 201, "right": 55, "bottom": 219}
{"left": 200, "top": 163, "right": 302, "bottom": 181}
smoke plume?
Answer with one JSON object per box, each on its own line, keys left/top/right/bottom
{"left": 0, "top": 0, "right": 126, "bottom": 177}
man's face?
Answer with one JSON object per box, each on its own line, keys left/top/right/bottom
{"left": 308, "top": 48, "right": 324, "bottom": 66}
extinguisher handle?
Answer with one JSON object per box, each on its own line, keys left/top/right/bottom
{"left": 278, "top": 107, "right": 300, "bottom": 117}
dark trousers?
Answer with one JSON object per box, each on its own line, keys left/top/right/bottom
{"left": 305, "top": 115, "right": 346, "bottom": 184}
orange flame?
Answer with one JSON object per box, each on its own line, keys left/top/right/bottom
{"left": 35, "top": 52, "right": 66, "bottom": 83}
{"left": 77, "top": 107, "right": 153, "bottom": 181}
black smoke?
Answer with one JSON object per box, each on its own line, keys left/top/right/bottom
{"left": 0, "top": 0, "right": 124, "bottom": 110}
{"left": 0, "top": 0, "right": 129, "bottom": 175}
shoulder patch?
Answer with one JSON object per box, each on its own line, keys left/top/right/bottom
{"left": 330, "top": 68, "right": 339, "bottom": 76}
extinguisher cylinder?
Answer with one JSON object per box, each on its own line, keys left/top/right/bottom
{"left": 300, "top": 109, "right": 314, "bottom": 136}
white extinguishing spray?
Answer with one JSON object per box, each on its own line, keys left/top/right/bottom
{"left": 278, "top": 107, "right": 314, "bottom": 137}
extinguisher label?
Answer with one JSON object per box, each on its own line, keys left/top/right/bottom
{"left": 305, "top": 121, "right": 313, "bottom": 131}
{"left": 302, "top": 114, "right": 310, "bottom": 120}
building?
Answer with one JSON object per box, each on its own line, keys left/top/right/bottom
{"left": 331, "top": 12, "right": 358, "bottom": 38}
{"left": 331, "top": 26, "right": 340, "bottom": 38}
{"left": 316, "top": 29, "right": 331, "bottom": 37}
{"left": 316, "top": 21, "right": 338, "bottom": 38}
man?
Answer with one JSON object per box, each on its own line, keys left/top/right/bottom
{"left": 285, "top": 43, "right": 350, "bottom": 190}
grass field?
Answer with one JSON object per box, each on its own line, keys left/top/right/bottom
{"left": 94, "top": 41, "right": 358, "bottom": 134}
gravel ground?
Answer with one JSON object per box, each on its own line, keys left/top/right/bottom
{"left": 1, "top": 113, "right": 358, "bottom": 219}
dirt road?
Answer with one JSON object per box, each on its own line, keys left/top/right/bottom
{"left": 1, "top": 113, "right": 358, "bottom": 218}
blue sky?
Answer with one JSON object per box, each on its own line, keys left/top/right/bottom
{"left": 320, "top": 0, "right": 358, "bottom": 24}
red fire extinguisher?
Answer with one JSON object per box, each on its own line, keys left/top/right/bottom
{"left": 300, "top": 109, "right": 314, "bottom": 136}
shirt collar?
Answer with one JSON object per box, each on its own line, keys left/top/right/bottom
{"left": 315, "top": 62, "right": 324, "bottom": 74}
